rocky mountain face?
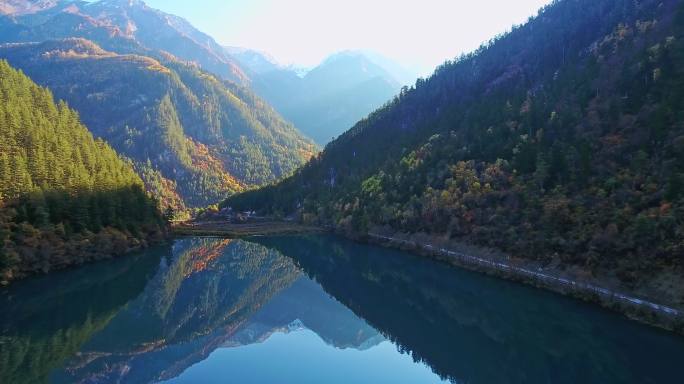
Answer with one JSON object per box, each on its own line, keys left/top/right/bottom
{"left": 0, "top": 0, "right": 249, "bottom": 84}
{"left": 0, "top": 0, "right": 58, "bottom": 15}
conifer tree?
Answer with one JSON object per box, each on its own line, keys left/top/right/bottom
{"left": 0, "top": 60, "right": 165, "bottom": 282}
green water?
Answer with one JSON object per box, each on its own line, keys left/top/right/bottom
{"left": 1, "top": 235, "right": 683, "bottom": 384}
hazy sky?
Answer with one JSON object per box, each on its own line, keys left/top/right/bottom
{"left": 144, "top": 0, "right": 552, "bottom": 73}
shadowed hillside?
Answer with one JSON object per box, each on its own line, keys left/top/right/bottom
{"left": 226, "top": 0, "right": 684, "bottom": 306}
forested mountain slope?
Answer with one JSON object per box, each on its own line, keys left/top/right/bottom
{"left": 0, "top": 0, "right": 248, "bottom": 84}
{"left": 0, "top": 60, "right": 165, "bottom": 283}
{"left": 0, "top": 39, "right": 316, "bottom": 209}
{"left": 226, "top": 0, "right": 684, "bottom": 303}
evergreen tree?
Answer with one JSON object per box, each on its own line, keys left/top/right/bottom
{"left": 0, "top": 60, "right": 166, "bottom": 283}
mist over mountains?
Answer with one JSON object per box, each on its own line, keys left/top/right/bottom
{"left": 247, "top": 50, "right": 411, "bottom": 145}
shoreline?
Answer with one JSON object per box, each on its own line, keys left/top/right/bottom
{"left": 1, "top": 229, "right": 169, "bottom": 286}
{"left": 42, "top": 218, "right": 680, "bottom": 334}
{"left": 172, "top": 220, "right": 684, "bottom": 333}
{"left": 172, "top": 220, "right": 324, "bottom": 237}
{"left": 362, "top": 231, "right": 683, "bottom": 334}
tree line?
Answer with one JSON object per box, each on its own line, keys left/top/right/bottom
{"left": 0, "top": 60, "right": 166, "bottom": 283}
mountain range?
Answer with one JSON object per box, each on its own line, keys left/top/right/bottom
{"left": 0, "top": 0, "right": 320, "bottom": 210}
{"left": 0, "top": 39, "right": 315, "bottom": 209}
{"left": 0, "top": 0, "right": 416, "bottom": 146}
{"left": 0, "top": 0, "right": 416, "bottom": 207}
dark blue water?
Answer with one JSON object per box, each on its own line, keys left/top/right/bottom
{"left": 1, "top": 235, "right": 683, "bottom": 384}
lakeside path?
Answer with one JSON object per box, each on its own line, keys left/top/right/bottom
{"left": 173, "top": 220, "right": 324, "bottom": 237}
{"left": 367, "top": 232, "right": 683, "bottom": 329}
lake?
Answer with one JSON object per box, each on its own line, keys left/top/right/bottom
{"left": 1, "top": 235, "right": 683, "bottom": 384}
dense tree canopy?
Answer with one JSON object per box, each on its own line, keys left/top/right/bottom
{"left": 0, "top": 60, "right": 165, "bottom": 282}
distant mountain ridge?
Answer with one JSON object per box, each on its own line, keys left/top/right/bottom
{"left": 224, "top": 45, "right": 282, "bottom": 75}
{"left": 248, "top": 51, "right": 407, "bottom": 145}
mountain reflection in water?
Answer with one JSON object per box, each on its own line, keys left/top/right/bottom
{"left": 1, "top": 235, "right": 683, "bottom": 384}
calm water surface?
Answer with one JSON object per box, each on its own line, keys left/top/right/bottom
{"left": 1, "top": 235, "right": 683, "bottom": 384}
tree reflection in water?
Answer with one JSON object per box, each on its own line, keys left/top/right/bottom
{"left": 1, "top": 235, "right": 684, "bottom": 384}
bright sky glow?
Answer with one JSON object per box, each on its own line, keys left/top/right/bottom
{"left": 144, "top": 0, "right": 552, "bottom": 74}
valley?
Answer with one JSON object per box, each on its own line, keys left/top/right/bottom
{"left": 1, "top": 0, "right": 684, "bottom": 382}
